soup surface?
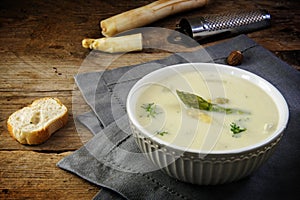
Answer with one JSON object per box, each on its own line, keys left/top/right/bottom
{"left": 135, "top": 70, "right": 279, "bottom": 151}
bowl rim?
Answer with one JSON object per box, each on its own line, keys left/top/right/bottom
{"left": 126, "top": 62, "right": 289, "bottom": 154}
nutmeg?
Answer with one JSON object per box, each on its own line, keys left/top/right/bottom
{"left": 227, "top": 50, "right": 243, "bottom": 66}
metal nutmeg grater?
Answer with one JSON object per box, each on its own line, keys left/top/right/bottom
{"left": 175, "top": 9, "right": 271, "bottom": 43}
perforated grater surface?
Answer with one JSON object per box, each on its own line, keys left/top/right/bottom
{"left": 175, "top": 9, "right": 271, "bottom": 43}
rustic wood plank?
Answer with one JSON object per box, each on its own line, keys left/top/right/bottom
{"left": 0, "top": 151, "right": 99, "bottom": 199}
{"left": 0, "top": 52, "right": 172, "bottom": 91}
{"left": 0, "top": 52, "right": 171, "bottom": 151}
{"left": 1, "top": 0, "right": 299, "bottom": 54}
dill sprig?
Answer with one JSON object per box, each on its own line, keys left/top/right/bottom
{"left": 141, "top": 103, "right": 159, "bottom": 118}
{"left": 156, "top": 130, "right": 168, "bottom": 136}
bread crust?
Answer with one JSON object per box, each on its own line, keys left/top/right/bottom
{"left": 7, "top": 97, "right": 68, "bottom": 145}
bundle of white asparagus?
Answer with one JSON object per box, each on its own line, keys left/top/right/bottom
{"left": 82, "top": 0, "right": 209, "bottom": 53}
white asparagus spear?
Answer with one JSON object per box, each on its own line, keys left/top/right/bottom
{"left": 100, "top": 0, "right": 209, "bottom": 37}
{"left": 82, "top": 33, "right": 143, "bottom": 53}
{"left": 81, "top": 38, "right": 95, "bottom": 49}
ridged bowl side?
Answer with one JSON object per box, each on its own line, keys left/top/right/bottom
{"left": 130, "top": 121, "right": 282, "bottom": 185}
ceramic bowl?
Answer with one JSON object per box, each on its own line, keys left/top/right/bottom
{"left": 126, "top": 63, "right": 289, "bottom": 185}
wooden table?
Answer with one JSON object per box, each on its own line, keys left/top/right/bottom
{"left": 0, "top": 0, "right": 299, "bottom": 199}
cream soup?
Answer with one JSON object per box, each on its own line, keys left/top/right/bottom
{"left": 135, "top": 71, "right": 279, "bottom": 151}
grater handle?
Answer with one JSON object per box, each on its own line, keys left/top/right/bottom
{"left": 176, "top": 9, "right": 271, "bottom": 43}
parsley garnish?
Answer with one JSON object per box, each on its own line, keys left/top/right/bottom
{"left": 230, "top": 122, "right": 247, "bottom": 134}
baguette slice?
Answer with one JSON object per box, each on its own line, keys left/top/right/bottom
{"left": 7, "top": 97, "right": 68, "bottom": 145}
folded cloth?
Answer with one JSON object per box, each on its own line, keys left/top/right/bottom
{"left": 58, "top": 35, "right": 300, "bottom": 200}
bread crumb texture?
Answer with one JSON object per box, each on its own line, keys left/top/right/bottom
{"left": 7, "top": 97, "right": 68, "bottom": 145}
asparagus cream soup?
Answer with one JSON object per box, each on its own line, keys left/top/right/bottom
{"left": 135, "top": 70, "right": 279, "bottom": 151}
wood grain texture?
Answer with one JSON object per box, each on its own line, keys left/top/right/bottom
{"left": 0, "top": 0, "right": 299, "bottom": 199}
{"left": 0, "top": 151, "right": 99, "bottom": 199}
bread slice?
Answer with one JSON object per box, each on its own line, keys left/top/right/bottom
{"left": 7, "top": 97, "right": 68, "bottom": 145}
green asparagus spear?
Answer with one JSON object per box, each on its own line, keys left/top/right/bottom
{"left": 176, "top": 90, "right": 249, "bottom": 114}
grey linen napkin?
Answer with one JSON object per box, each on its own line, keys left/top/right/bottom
{"left": 58, "top": 35, "right": 300, "bottom": 200}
